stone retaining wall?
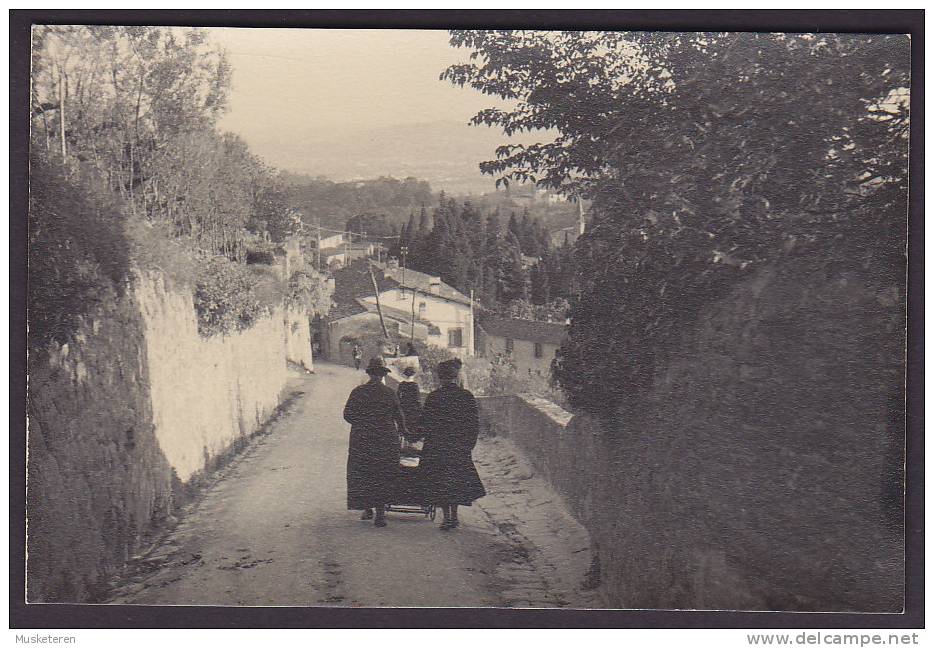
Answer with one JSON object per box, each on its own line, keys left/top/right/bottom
{"left": 26, "top": 272, "right": 309, "bottom": 601}
{"left": 136, "top": 274, "right": 290, "bottom": 483}
{"left": 26, "top": 286, "right": 173, "bottom": 602}
{"left": 477, "top": 261, "right": 904, "bottom": 612}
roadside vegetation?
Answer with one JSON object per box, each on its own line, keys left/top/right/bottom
{"left": 28, "top": 26, "right": 328, "bottom": 355}
{"left": 444, "top": 31, "right": 909, "bottom": 415}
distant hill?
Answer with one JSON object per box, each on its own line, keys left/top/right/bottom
{"left": 281, "top": 172, "right": 582, "bottom": 236}
{"left": 274, "top": 121, "right": 550, "bottom": 197}
{"left": 283, "top": 175, "right": 435, "bottom": 232}
{"left": 276, "top": 121, "right": 581, "bottom": 236}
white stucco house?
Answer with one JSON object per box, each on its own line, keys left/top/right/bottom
{"left": 312, "top": 231, "right": 344, "bottom": 249}
{"left": 363, "top": 262, "right": 474, "bottom": 358}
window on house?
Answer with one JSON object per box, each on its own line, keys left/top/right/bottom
{"left": 448, "top": 328, "right": 463, "bottom": 348}
{"left": 534, "top": 342, "right": 543, "bottom": 358}
{"left": 505, "top": 338, "right": 514, "bottom": 354}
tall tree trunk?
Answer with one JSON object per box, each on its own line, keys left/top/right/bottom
{"left": 57, "top": 65, "right": 67, "bottom": 162}
{"left": 129, "top": 70, "right": 145, "bottom": 217}
{"left": 129, "top": 143, "right": 136, "bottom": 215}
{"left": 40, "top": 106, "right": 51, "bottom": 153}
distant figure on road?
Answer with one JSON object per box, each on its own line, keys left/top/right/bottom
{"left": 352, "top": 344, "right": 362, "bottom": 370}
{"left": 418, "top": 358, "right": 486, "bottom": 531}
{"left": 342, "top": 357, "right": 406, "bottom": 528}
{"left": 396, "top": 365, "right": 422, "bottom": 443}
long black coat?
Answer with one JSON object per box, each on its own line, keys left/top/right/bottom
{"left": 343, "top": 380, "right": 404, "bottom": 510}
{"left": 418, "top": 383, "right": 486, "bottom": 506}
{"left": 396, "top": 380, "right": 423, "bottom": 441}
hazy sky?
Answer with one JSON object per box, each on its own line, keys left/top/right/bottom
{"left": 209, "top": 28, "right": 500, "bottom": 160}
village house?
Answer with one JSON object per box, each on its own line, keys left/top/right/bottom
{"left": 477, "top": 315, "right": 567, "bottom": 377}
{"left": 311, "top": 231, "right": 344, "bottom": 250}
{"left": 320, "top": 261, "right": 475, "bottom": 366}
{"left": 365, "top": 262, "right": 475, "bottom": 358}
{"left": 316, "top": 248, "right": 346, "bottom": 269}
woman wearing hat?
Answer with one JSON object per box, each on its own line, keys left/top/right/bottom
{"left": 396, "top": 365, "right": 422, "bottom": 443}
{"left": 418, "top": 358, "right": 486, "bottom": 530}
{"left": 343, "top": 357, "right": 407, "bottom": 527}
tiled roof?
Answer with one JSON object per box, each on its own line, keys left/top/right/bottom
{"left": 374, "top": 263, "right": 471, "bottom": 306}
{"left": 354, "top": 300, "right": 432, "bottom": 336}
{"left": 478, "top": 316, "right": 567, "bottom": 345}
{"left": 326, "top": 300, "right": 368, "bottom": 322}
{"left": 327, "top": 263, "right": 395, "bottom": 322}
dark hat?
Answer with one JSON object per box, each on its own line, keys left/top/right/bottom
{"left": 402, "top": 366, "right": 417, "bottom": 377}
{"left": 365, "top": 357, "right": 391, "bottom": 375}
{"left": 437, "top": 358, "right": 463, "bottom": 380}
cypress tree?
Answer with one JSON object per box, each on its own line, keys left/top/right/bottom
{"left": 506, "top": 211, "right": 521, "bottom": 249}
{"left": 502, "top": 230, "right": 529, "bottom": 302}
{"left": 482, "top": 212, "right": 503, "bottom": 305}
{"left": 417, "top": 204, "right": 431, "bottom": 235}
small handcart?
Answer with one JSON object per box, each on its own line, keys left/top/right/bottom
{"left": 385, "top": 439, "right": 435, "bottom": 521}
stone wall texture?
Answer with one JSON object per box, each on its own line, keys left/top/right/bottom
{"left": 26, "top": 286, "right": 173, "bottom": 602}
{"left": 136, "top": 274, "right": 290, "bottom": 483}
{"left": 27, "top": 272, "right": 310, "bottom": 602}
{"left": 284, "top": 305, "right": 313, "bottom": 370}
{"left": 479, "top": 261, "right": 905, "bottom": 612}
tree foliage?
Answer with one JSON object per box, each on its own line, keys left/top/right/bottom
{"left": 30, "top": 26, "right": 297, "bottom": 258}
{"left": 397, "top": 193, "right": 577, "bottom": 312}
{"left": 283, "top": 175, "right": 434, "bottom": 232}
{"left": 28, "top": 155, "right": 133, "bottom": 355}
{"left": 445, "top": 31, "right": 909, "bottom": 414}
{"left": 29, "top": 26, "right": 306, "bottom": 345}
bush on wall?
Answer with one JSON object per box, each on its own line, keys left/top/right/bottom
{"left": 193, "top": 256, "right": 264, "bottom": 337}
{"left": 287, "top": 267, "right": 332, "bottom": 317}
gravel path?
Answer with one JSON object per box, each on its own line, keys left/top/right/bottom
{"left": 106, "top": 362, "right": 602, "bottom": 608}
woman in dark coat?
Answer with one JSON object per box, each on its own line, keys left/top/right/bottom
{"left": 343, "top": 357, "right": 406, "bottom": 527}
{"left": 418, "top": 358, "right": 486, "bottom": 530}
{"left": 396, "top": 366, "right": 422, "bottom": 443}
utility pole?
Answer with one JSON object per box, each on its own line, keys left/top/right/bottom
{"left": 411, "top": 285, "right": 417, "bottom": 342}
{"left": 369, "top": 267, "right": 390, "bottom": 341}
{"left": 400, "top": 245, "right": 408, "bottom": 292}
{"left": 469, "top": 289, "right": 475, "bottom": 357}
{"left": 578, "top": 193, "right": 586, "bottom": 236}
{"left": 315, "top": 218, "right": 321, "bottom": 271}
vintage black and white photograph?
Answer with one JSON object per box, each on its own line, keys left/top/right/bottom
{"left": 21, "top": 18, "right": 912, "bottom": 617}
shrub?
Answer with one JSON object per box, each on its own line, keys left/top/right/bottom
{"left": 247, "top": 263, "right": 287, "bottom": 312}
{"left": 245, "top": 247, "right": 276, "bottom": 265}
{"left": 469, "top": 352, "right": 569, "bottom": 406}
{"left": 28, "top": 157, "right": 132, "bottom": 356}
{"left": 124, "top": 216, "right": 197, "bottom": 288}
{"left": 411, "top": 341, "right": 457, "bottom": 392}
{"left": 193, "top": 256, "right": 264, "bottom": 336}
{"left": 287, "top": 268, "right": 331, "bottom": 316}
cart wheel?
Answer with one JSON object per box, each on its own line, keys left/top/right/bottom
{"left": 428, "top": 505, "right": 436, "bottom": 521}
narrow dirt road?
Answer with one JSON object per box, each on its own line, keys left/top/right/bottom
{"left": 108, "top": 362, "right": 599, "bottom": 608}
